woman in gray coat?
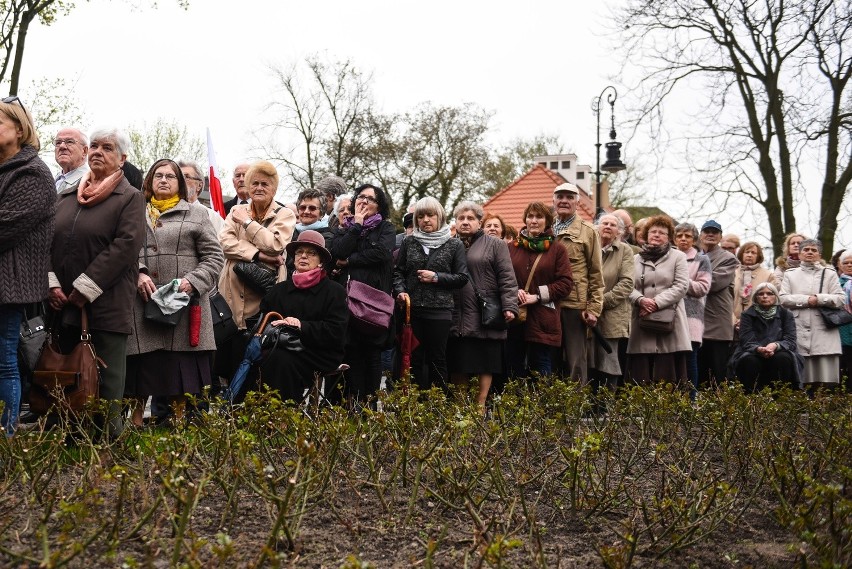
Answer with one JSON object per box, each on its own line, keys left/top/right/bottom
{"left": 779, "top": 239, "right": 845, "bottom": 387}
{"left": 448, "top": 201, "right": 518, "bottom": 408}
{"left": 627, "top": 215, "right": 692, "bottom": 385}
{"left": 125, "top": 159, "right": 224, "bottom": 426}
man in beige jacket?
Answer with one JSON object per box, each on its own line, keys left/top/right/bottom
{"left": 552, "top": 183, "right": 604, "bottom": 383}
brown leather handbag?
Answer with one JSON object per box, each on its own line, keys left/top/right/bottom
{"left": 29, "top": 309, "right": 103, "bottom": 414}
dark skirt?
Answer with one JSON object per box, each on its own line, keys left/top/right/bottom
{"left": 447, "top": 337, "right": 504, "bottom": 375}
{"left": 126, "top": 350, "right": 213, "bottom": 398}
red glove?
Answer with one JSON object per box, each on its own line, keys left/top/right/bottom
{"left": 189, "top": 297, "right": 201, "bottom": 347}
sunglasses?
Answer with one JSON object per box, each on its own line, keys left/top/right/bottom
{"left": 298, "top": 205, "right": 320, "bottom": 212}
{"left": 1, "top": 96, "right": 26, "bottom": 116}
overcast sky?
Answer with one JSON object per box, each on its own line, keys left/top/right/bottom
{"left": 19, "top": 0, "right": 848, "bottom": 251}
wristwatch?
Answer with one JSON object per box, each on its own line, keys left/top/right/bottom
{"left": 243, "top": 218, "right": 253, "bottom": 229}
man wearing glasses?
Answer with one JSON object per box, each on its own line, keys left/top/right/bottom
{"left": 53, "top": 128, "right": 88, "bottom": 192}
{"left": 178, "top": 160, "right": 224, "bottom": 234}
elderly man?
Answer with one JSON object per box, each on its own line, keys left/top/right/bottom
{"left": 178, "top": 160, "right": 224, "bottom": 234}
{"left": 53, "top": 127, "right": 88, "bottom": 192}
{"left": 552, "top": 182, "right": 604, "bottom": 383}
{"left": 223, "top": 163, "right": 250, "bottom": 214}
{"left": 611, "top": 209, "right": 636, "bottom": 246}
{"left": 316, "top": 175, "right": 348, "bottom": 229}
{"left": 698, "top": 219, "right": 738, "bottom": 385}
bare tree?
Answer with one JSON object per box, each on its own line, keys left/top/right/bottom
{"left": 126, "top": 118, "right": 204, "bottom": 173}
{"left": 616, "top": 0, "right": 852, "bottom": 256}
{"left": 258, "top": 55, "right": 374, "bottom": 192}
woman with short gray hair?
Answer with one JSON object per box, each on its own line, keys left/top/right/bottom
{"left": 780, "top": 239, "right": 845, "bottom": 387}
{"left": 448, "top": 201, "right": 517, "bottom": 408}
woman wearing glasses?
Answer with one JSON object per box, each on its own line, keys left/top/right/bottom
{"left": 729, "top": 282, "right": 802, "bottom": 391}
{"left": 124, "top": 159, "right": 224, "bottom": 426}
{"left": 285, "top": 188, "right": 334, "bottom": 279}
{"left": 0, "top": 97, "right": 55, "bottom": 434}
{"left": 329, "top": 183, "right": 396, "bottom": 404}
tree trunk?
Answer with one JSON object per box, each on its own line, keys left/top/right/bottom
{"left": 8, "top": 11, "right": 34, "bottom": 96}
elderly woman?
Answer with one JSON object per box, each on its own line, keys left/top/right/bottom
{"left": 286, "top": 188, "right": 334, "bottom": 278}
{"left": 217, "top": 161, "right": 295, "bottom": 380}
{"left": 482, "top": 212, "right": 508, "bottom": 240}
{"left": 506, "top": 202, "right": 574, "bottom": 378}
{"left": 838, "top": 251, "right": 852, "bottom": 391}
{"left": 0, "top": 97, "right": 55, "bottom": 434}
{"left": 448, "top": 201, "right": 518, "bottom": 407}
{"left": 124, "top": 160, "right": 224, "bottom": 426}
{"left": 780, "top": 239, "right": 845, "bottom": 387}
{"left": 674, "top": 222, "right": 712, "bottom": 391}
{"left": 774, "top": 232, "right": 806, "bottom": 283}
{"left": 733, "top": 241, "right": 776, "bottom": 327}
{"left": 48, "top": 128, "right": 145, "bottom": 437}
{"left": 627, "top": 216, "right": 691, "bottom": 385}
{"left": 259, "top": 231, "right": 348, "bottom": 401}
{"left": 330, "top": 183, "right": 396, "bottom": 403}
{"left": 729, "top": 282, "right": 802, "bottom": 391}
{"left": 394, "top": 197, "right": 469, "bottom": 390}
{"left": 588, "top": 213, "right": 633, "bottom": 389}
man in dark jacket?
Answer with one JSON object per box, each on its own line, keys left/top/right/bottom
{"left": 223, "top": 163, "right": 250, "bottom": 214}
{"left": 699, "top": 219, "right": 738, "bottom": 385}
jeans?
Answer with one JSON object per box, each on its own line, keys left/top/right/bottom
{"left": 507, "top": 340, "right": 552, "bottom": 379}
{"left": 0, "top": 304, "right": 24, "bottom": 435}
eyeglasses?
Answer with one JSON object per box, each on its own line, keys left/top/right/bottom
{"left": 184, "top": 175, "right": 203, "bottom": 182}
{"left": 153, "top": 173, "right": 178, "bottom": 181}
{"left": 294, "top": 248, "right": 319, "bottom": 258}
{"left": 1, "top": 96, "right": 26, "bottom": 115}
{"left": 298, "top": 205, "right": 319, "bottom": 212}
{"left": 355, "top": 194, "right": 378, "bottom": 204}
{"left": 53, "top": 138, "right": 80, "bottom": 148}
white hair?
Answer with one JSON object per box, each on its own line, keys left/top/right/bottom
{"left": 89, "top": 127, "right": 130, "bottom": 156}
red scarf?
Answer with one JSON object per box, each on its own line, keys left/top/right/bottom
{"left": 292, "top": 267, "right": 326, "bottom": 289}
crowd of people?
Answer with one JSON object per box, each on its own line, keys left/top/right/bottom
{"left": 1, "top": 104, "right": 851, "bottom": 437}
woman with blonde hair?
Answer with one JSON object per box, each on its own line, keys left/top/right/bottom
{"left": 774, "top": 232, "right": 806, "bottom": 283}
{"left": 217, "top": 161, "right": 296, "bottom": 384}
{"left": 0, "top": 97, "right": 55, "bottom": 434}
{"left": 733, "top": 241, "right": 776, "bottom": 329}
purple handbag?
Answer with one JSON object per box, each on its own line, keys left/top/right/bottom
{"left": 346, "top": 279, "right": 394, "bottom": 335}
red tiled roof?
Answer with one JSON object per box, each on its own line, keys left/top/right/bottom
{"left": 482, "top": 165, "right": 597, "bottom": 230}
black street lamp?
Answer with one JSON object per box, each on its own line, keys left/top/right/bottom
{"left": 594, "top": 85, "right": 626, "bottom": 218}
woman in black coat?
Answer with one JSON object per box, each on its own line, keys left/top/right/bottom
{"left": 729, "top": 282, "right": 803, "bottom": 391}
{"left": 329, "top": 184, "right": 396, "bottom": 403}
{"left": 259, "top": 231, "right": 348, "bottom": 402}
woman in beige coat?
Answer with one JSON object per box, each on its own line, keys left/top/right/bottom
{"left": 126, "top": 159, "right": 224, "bottom": 425}
{"left": 779, "top": 239, "right": 845, "bottom": 387}
{"left": 589, "top": 213, "right": 634, "bottom": 389}
{"left": 733, "top": 241, "right": 777, "bottom": 328}
{"left": 216, "top": 161, "right": 295, "bottom": 382}
{"left": 627, "top": 216, "right": 692, "bottom": 385}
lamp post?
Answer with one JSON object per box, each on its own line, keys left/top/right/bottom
{"left": 593, "top": 85, "right": 626, "bottom": 218}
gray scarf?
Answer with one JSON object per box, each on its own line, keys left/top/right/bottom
{"left": 412, "top": 225, "right": 452, "bottom": 249}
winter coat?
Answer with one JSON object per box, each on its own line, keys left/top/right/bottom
{"left": 779, "top": 263, "right": 845, "bottom": 357}
{"left": 329, "top": 219, "right": 396, "bottom": 346}
{"left": 733, "top": 265, "right": 777, "bottom": 323}
{"left": 49, "top": 177, "right": 145, "bottom": 334}
{"left": 126, "top": 201, "right": 225, "bottom": 355}
{"left": 627, "top": 247, "right": 692, "bottom": 354}
{"left": 554, "top": 217, "right": 604, "bottom": 315}
{"left": 218, "top": 204, "right": 296, "bottom": 329}
{"left": 702, "top": 246, "right": 738, "bottom": 341}
{"left": 393, "top": 236, "right": 469, "bottom": 311}
{"left": 728, "top": 305, "right": 804, "bottom": 382}
{"left": 839, "top": 274, "right": 852, "bottom": 346}
{"left": 451, "top": 232, "right": 519, "bottom": 340}
{"left": 683, "top": 248, "right": 712, "bottom": 344}
{"left": 508, "top": 236, "right": 574, "bottom": 347}
{"left": 597, "top": 239, "right": 634, "bottom": 339}
{"left": 0, "top": 145, "right": 56, "bottom": 304}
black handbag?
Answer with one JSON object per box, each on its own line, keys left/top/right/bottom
{"left": 233, "top": 261, "right": 278, "bottom": 294}
{"left": 210, "top": 292, "right": 238, "bottom": 344}
{"left": 817, "top": 269, "right": 852, "bottom": 328}
{"left": 259, "top": 323, "right": 304, "bottom": 352}
{"left": 475, "top": 291, "right": 506, "bottom": 330}
{"left": 18, "top": 313, "right": 46, "bottom": 375}
{"left": 144, "top": 300, "right": 187, "bottom": 326}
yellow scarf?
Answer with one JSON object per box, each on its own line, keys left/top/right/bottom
{"left": 147, "top": 195, "right": 181, "bottom": 228}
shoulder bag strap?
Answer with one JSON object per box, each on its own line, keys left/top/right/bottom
{"left": 819, "top": 268, "right": 825, "bottom": 294}
{"left": 523, "top": 253, "right": 544, "bottom": 292}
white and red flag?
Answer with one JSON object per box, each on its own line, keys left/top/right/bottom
{"left": 206, "top": 128, "right": 225, "bottom": 219}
